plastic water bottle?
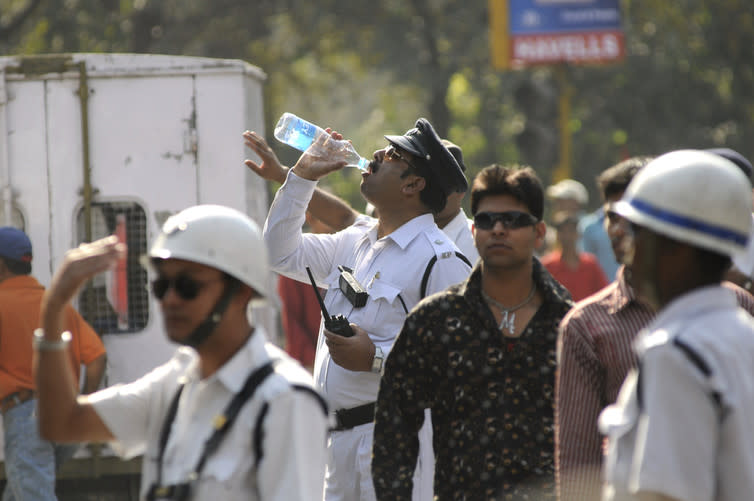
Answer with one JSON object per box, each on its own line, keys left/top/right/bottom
{"left": 273, "top": 112, "right": 369, "bottom": 171}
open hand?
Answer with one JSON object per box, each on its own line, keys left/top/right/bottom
{"left": 242, "top": 131, "right": 288, "bottom": 184}
{"left": 290, "top": 129, "right": 348, "bottom": 181}
{"left": 44, "top": 236, "right": 127, "bottom": 313}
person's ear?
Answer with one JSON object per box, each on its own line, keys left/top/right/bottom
{"left": 533, "top": 221, "right": 547, "bottom": 247}
{"left": 401, "top": 175, "right": 426, "bottom": 195}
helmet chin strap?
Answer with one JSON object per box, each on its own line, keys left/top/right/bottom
{"left": 181, "top": 279, "right": 241, "bottom": 349}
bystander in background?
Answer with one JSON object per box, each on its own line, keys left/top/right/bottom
{"left": 542, "top": 178, "right": 589, "bottom": 256}
{"left": 541, "top": 211, "right": 608, "bottom": 301}
{"left": 0, "top": 226, "right": 106, "bottom": 501}
{"left": 373, "top": 164, "right": 572, "bottom": 500}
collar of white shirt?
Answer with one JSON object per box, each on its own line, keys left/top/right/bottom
{"left": 636, "top": 285, "right": 736, "bottom": 355}
{"left": 364, "top": 213, "right": 436, "bottom": 249}
{"left": 182, "top": 326, "right": 271, "bottom": 394}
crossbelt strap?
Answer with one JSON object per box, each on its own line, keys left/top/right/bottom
{"left": 252, "top": 384, "right": 328, "bottom": 468}
{"left": 153, "top": 360, "right": 277, "bottom": 490}
{"left": 420, "top": 252, "right": 472, "bottom": 299}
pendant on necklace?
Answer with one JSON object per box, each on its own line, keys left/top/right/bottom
{"left": 499, "top": 310, "right": 515, "bottom": 335}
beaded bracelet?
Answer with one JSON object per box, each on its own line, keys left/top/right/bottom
{"left": 32, "top": 329, "right": 72, "bottom": 351}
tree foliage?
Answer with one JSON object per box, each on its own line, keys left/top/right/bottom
{"left": 1, "top": 0, "right": 753, "bottom": 210}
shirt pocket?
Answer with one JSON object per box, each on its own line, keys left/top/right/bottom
{"left": 360, "top": 280, "right": 405, "bottom": 343}
{"left": 201, "top": 417, "right": 254, "bottom": 484}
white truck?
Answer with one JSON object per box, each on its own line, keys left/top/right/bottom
{"left": 0, "top": 53, "right": 274, "bottom": 498}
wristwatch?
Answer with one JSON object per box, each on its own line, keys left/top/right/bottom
{"left": 371, "top": 345, "right": 385, "bottom": 375}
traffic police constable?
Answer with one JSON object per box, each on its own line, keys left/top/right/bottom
{"left": 34, "top": 205, "right": 328, "bottom": 501}
{"left": 600, "top": 151, "right": 754, "bottom": 501}
{"left": 264, "top": 118, "right": 471, "bottom": 501}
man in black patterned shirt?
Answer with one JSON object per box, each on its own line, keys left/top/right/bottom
{"left": 373, "top": 164, "right": 573, "bottom": 500}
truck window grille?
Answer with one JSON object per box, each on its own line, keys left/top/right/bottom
{"left": 75, "top": 201, "right": 149, "bottom": 335}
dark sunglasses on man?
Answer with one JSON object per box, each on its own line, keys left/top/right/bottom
{"left": 151, "top": 275, "right": 222, "bottom": 301}
{"left": 473, "top": 210, "right": 539, "bottom": 231}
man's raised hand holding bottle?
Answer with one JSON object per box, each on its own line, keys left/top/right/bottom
{"left": 272, "top": 112, "right": 370, "bottom": 171}
{"left": 242, "top": 127, "right": 361, "bottom": 233}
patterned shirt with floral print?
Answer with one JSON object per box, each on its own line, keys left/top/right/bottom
{"left": 373, "top": 258, "right": 573, "bottom": 501}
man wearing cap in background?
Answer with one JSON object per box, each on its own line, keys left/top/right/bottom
{"left": 244, "top": 132, "right": 479, "bottom": 264}
{"left": 543, "top": 179, "right": 589, "bottom": 257}
{"left": 263, "top": 118, "right": 472, "bottom": 501}
{"left": 431, "top": 139, "right": 477, "bottom": 262}
{"left": 33, "top": 206, "right": 329, "bottom": 500}
{"left": 0, "top": 226, "right": 106, "bottom": 500}
{"left": 600, "top": 150, "right": 754, "bottom": 501}
{"left": 546, "top": 178, "right": 589, "bottom": 216}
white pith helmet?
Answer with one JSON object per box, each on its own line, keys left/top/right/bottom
{"left": 614, "top": 149, "right": 752, "bottom": 258}
{"left": 149, "top": 205, "right": 270, "bottom": 298}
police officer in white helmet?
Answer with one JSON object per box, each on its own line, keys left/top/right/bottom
{"left": 34, "top": 205, "right": 328, "bottom": 501}
{"left": 599, "top": 151, "right": 754, "bottom": 501}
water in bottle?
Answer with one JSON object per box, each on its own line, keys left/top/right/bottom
{"left": 273, "top": 112, "right": 369, "bottom": 171}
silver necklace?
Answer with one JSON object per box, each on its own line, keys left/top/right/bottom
{"left": 481, "top": 282, "right": 537, "bottom": 336}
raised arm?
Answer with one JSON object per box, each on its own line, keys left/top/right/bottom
{"left": 262, "top": 131, "right": 355, "bottom": 283}
{"left": 36, "top": 236, "right": 125, "bottom": 443}
{"left": 81, "top": 353, "right": 107, "bottom": 395}
{"left": 244, "top": 130, "right": 359, "bottom": 231}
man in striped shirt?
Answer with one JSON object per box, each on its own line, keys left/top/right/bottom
{"left": 554, "top": 155, "right": 754, "bottom": 501}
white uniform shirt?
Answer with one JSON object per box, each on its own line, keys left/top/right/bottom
{"left": 263, "top": 171, "right": 471, "bottom": 410}
{"left": 354, "top": 208, "right": 478, "bottom": 265}
{"left": 440, "top": 208, "right": 479, "bottom": 265}
{"left": 88, "top": 328, "right": 327, "bottom": 501}
{"left": 600, "top": 286, "right": 754, "bottom": 501}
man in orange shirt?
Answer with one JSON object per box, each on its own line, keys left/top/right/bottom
{"left": 0, "top": 227, "right": 106, "bottom": 500}
{"left": 541, "top": 212, "right": 608, "bottom": 301}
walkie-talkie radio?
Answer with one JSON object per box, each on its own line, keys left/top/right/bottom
{"left": 337, "top": 265, "right": 369, "bottom": 308}
{"left": 306, "top": 266, "right": 355, "bottom": 337}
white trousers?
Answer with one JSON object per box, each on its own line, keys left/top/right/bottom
{"left": 323, "top": 411, "right": 435, "bottom": 501}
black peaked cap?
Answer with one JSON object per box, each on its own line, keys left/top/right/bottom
{"left": 385, "top": 118, "right": 468, "bottom": 195}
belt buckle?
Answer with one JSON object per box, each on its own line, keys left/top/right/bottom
{"left": 333, "top": 409, "right": 346, "bottom": 430}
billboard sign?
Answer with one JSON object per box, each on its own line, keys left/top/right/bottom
{"left": 490, "top": 0, "right": 624, "bottom": 69}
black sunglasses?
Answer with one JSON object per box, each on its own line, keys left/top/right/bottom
{"left": 473, "top": 210, "right": 539, "bottom": 230}
{"left": 151, "top": 275, "right": 221, "bottom": 301}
